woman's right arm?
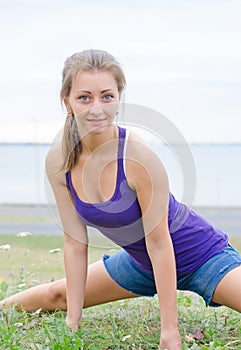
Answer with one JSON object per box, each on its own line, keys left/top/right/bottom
{"left": 45, "top": 144, "right": 88, "bottom": 331}
{"left": 64, "top": 230, "right": 87, "bottom": 331}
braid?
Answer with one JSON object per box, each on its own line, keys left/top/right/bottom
{"left": 62, "top": 115, "right": 82, "bottom": 172}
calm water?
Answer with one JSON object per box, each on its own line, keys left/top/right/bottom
{"left": 0, "top": 142, "right": 241, "bottom": 207}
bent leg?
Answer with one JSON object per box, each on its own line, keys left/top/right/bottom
{"left": 0, "top": 260, "right": 138, "bottom": 312}
{"left": 212, "top": 265, "right": 241, "bottom": 312}
{"left": 0, "top": 279, "right": 67, "bottom": 312}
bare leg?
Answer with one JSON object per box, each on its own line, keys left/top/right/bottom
{"left": 0, "top": 260, "right": 138, "bottom": 312}
{"left": 211, "top": 265, "right": 241, "bottom": 312}
{"left": 0, "top": 279, "right": 67, "bottom": 312}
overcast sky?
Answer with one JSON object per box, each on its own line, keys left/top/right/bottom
{"left": 0, "top": 0, "right": 241, "bottom": 143}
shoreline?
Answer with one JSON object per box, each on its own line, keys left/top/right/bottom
{"left": 0, "top": 204, "right": 240, "bottom": 236}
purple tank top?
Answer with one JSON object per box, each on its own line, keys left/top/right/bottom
{"left": 66, "top": 127, "right": 228, "bottom": 277}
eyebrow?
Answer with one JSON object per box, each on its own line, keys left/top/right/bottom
{"left": 75, "top": 88, "right": 116, "bottom": 94}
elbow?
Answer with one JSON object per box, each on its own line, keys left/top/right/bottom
{"left": 146, "top": 241, "right": 163, "bottom": 258}
{"left": 64, "top": 230, "right": 88, "bottom": 246}
{"left": 64, "top": 233, "right": 88, "bottom": 254}
{"left": 145, "top": 233, "right": 173, "bottom": 257}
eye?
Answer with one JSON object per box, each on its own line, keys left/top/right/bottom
{"left": 78, "top": 95, "right": 90, "bottom": 102}
{"left": 102, "top": 94, "right": 114, "bottom": 102}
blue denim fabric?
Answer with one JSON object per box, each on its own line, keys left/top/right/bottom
{"left": 102, "top": 245, "right": 241, "bottom": 307}
{"left": 103, "top": 250, "right": 156, "bottom": 297}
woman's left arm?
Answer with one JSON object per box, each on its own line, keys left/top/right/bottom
{"left": 127, "top": 135, "right": 181, "bottom": 349}
{"left": 145, "top": 212, "right": 181, "bottom": 349}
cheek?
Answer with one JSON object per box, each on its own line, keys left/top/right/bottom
{"left": 72, "top": 102, "right": 90, "bottom": 116}
{"left": 74, "top": 109, "right": 89, "bottom": 120}
{"left": 102, "top": 102, "right": 119, "bottom": 117}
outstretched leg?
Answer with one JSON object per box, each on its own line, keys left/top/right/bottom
{"left": 0, "top": 260, "right": 138, "bottom": 312}
{"left": 0, "top": 279, "right": 66, "bottom": 312}
{"left": 211, "top": 265, "right": 241, "bottom": 312}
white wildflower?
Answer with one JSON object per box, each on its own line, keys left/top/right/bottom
{"left": 0, "top": 244, "right": 11, "bottom": 251}
{"left": 49, "top": 248, "right": 61, "bottom": 254}
{"left": 18, "top": 283, "right": 27, "bottom": 289}
{"left": 33, "top": 308, "right": 42, "bottom": 315}
{"left": 122, "top": 335, "right": 131, "bottom": 342}
{"left": 17, "top": 231, "right": 32, "bottom": 237}
{"left": 15, "top": 322, "right": 23, "bottom": 328}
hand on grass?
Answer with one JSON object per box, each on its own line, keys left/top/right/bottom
{"left": 159, "top": 328, "right": 182, "bottom": 350}
{"left": 66, "top": 316, "right": 81, "bottom": 332}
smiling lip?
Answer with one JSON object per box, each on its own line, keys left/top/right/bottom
{"left": 87, "top": 118, "right": 107, "bottom": 125}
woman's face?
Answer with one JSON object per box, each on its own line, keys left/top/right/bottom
{"left": 65, "top": 70, "right": 120, "bottom": 136}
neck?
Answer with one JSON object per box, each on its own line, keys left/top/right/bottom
{"left": 81, "top": 124, "right": 118, "bottom": 155}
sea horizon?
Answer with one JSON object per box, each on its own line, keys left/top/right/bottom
{"left": 1, "top": 141, "right": 241, "bottom": 146}
{"left": 1, "top": 142, "right": 241, "bottom": 207}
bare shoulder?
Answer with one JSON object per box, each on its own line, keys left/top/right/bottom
{"left": 128, "top": 129, "right": 145, "bottom": 143}
{"left": 45, "top": 142, "right": 65, "bottom": 185}
{"left": 127, "top": 130, "right": 162, "bottom": 166}
{"left": 126, "top": 131, "right": 169, "bottom": 213}
{"left": 125, "top": 129, "right": 168, "bottom": 187}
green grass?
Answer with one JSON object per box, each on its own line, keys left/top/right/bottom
{"left": 0, "top": 216, "right": 51, "bottom": 224}
{"left": 0, "top": 233, "right": 118, "bottom": 283}
{"left": 1, "top": 235, "right": 241, "bottom": 349}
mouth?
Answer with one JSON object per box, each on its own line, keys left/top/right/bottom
{"left": 86, "top": 118, "right": 107, "bottom": 125}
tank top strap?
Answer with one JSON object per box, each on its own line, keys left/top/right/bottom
{"left": 117, "top": 126, "right": 126, "bottom": 158}
{"left": 117, "top": 126, "right": 127, "bottom": 180}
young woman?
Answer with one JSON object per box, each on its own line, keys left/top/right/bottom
{"left": 1, "top": 49, "right": 241, "bottom": 350}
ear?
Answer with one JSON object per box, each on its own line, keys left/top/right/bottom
{"left": 63, "top": 97, "right": 73, "bottom": 115}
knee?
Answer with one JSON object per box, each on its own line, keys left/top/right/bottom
{"left": 46, "top": 281, "right": 67, "bottom": 309}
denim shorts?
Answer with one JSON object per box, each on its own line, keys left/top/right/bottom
{"left": 102, "top": 244, "right": 241, "bottom": 307}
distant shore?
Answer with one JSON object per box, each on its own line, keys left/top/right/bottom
{"left": 0, "top": 204, "right": 240, "bottom": 236}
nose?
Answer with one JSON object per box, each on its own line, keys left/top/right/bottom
{"left": 89, "top": 99, "right": 103, "bottom": 117}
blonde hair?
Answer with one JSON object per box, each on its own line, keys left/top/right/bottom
{"left": 61, "top": 49, "right": 126, "bottom": 173}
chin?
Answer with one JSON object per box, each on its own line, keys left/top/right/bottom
{"left": 89, "top": 124, "right": 110, "bottom": 135}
